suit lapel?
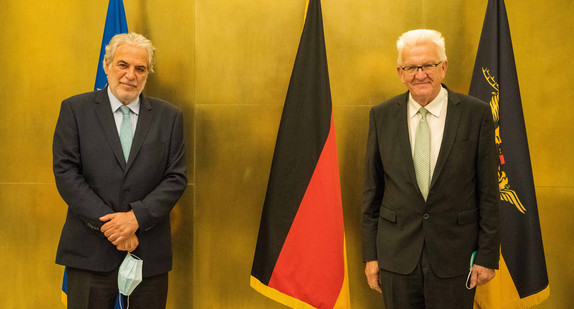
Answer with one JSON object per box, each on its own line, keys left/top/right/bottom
{"left": 94, "top": 89, "right": 127, "bottom": 170}
{"left": 430, "top": 90, "right": 462, "bottom": 189}
{"left": 394, "top": 94, "right": 419, "bottom": 192}
{"left": 126, "top": 94, "right": 153, "bottom": 171}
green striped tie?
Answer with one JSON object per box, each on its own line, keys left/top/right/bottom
{"left": 119, "top": 105, "right": 133, "bottom": 162}
{"left": 414, "top": 107, "right": 430, "bottom": 200}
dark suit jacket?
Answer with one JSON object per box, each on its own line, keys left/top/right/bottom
{"left": 53, "top": 88, "right": 187, "bottom": 278}
{"left": 362, "top": 87, "right": 500, "bottom": 278}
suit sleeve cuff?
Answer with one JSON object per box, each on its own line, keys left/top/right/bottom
{"left": 130, "top": 200, "right": 155, "bottom": 232}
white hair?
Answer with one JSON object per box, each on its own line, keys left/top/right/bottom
{"left": 396, "top": 29, "right": 447, "bottom": 65}
{"left": 103, "top": 32, "right": 156, "bottom": 73}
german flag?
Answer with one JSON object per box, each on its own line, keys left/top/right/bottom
{"left": 469, "top": 0, "right": 549, "bottom": 308}
{"left": 250, "top": 0, "right": 350, "bottom": 308}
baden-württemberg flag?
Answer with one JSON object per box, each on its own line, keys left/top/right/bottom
{"left": 61, "top": 0, "right": 128, "bottom": 307}
{"left": 250, "top": 0, "right": 350, "bottom": 308}
{"left": 469, "top": 0, "right": 549, "bottom": 308}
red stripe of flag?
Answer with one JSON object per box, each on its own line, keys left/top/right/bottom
{"left": 268, "top": 116, "right": 344, "bottom": 308}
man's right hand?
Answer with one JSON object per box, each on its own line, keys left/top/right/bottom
{"left": 115, "top": 234, "right": 139, "bottom": 252}
{"left": 365, "top": 260, "right": 382, "bottom": 293}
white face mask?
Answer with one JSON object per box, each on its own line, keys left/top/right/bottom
{"left": 118, "top": 253, "right": 143, "bottom": 296}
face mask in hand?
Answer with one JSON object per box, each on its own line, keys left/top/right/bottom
{"left": 118, "top": 253, "right": 143, "bottom": 296}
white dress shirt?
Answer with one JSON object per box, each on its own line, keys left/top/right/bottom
{"left": 407, "top": 87, "right": 448, "bottom": 180}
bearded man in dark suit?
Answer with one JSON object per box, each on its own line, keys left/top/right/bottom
{"left": 53, "top": 32, "right": 187, "bottom": 309}
{"left": 362, "top": 29, "right": 500, "bottom": 309}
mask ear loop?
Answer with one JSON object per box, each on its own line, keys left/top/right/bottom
{"left": 465, "top": 251, "right": 477, "bottom": 290}
{"left": 119, "top": 294, "right": 131, "bottom": 309}
{"left": 465, "top": 269, "right": 473, "bottom": 290}
{"left": 129, "top": 252, "right": 142, "bottom": 260}
{"left": 127, "top": 252, "right": 140, "bottom": 308}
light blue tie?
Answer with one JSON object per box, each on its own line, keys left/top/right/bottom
{"left": 414, "top": 107, "right": 430, "bottom": 200}
{"left": 119, "top": 105, "right": 133, "bottom": 162}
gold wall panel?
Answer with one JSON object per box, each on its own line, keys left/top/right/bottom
{"left": 0, "top": 1, "right": 106, "bottom": 183}
{"left": 195, "top": 0, "right": 305, "bottom": 107}
{"left": 168, "top": 186, "right": 195, "bottom": 308}
{"left": 194, "top": 104, "right": 283, "bottom": 308}
{"left": 0, "top": 0, "right": 573, "bottom": 308}
{"left": 0, "top": 184, "right": 67, "bottom": 308}
{"left": 506, "top": 1, "right": 574, "bottom": 187}
{"left": 536, "top": 187, "right": 574, "bottom": 308}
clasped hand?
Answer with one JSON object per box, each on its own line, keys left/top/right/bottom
{"left": 100, "top": 210, "right": 140, "bottom": 252}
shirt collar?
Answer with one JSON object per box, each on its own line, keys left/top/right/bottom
{"left": 408, "top": 87, "right": 448, "bottom": 119}
{"left": 107, "top": 87, "right": 141, "bottom": 115}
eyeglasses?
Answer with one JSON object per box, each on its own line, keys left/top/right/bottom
{"left": 400, "top": 61, "right": 443, "bottom": 74}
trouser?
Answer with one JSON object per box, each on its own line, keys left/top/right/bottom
{"left": 66, "top": 266, "right": 168, "bottom": 309}
{"left": 379, "top": 246, "right": 475, "bottom": 309}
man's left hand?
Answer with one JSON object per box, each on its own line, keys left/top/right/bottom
{"left": 469, "top": 264, "right": 496, "bottom": 289}
{"left": 115, "top": 234, "right": 139, "bottom": 252}
{"left": 100, "top": 210, "right": 139, "bottom": 245}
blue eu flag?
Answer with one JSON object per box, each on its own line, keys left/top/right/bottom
{"left": 95, "top": 0, "right": 128, "bottom": 90}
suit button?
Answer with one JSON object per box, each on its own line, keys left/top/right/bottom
{"left": 423, "top": 214, "right": 430, "bottom": 220}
